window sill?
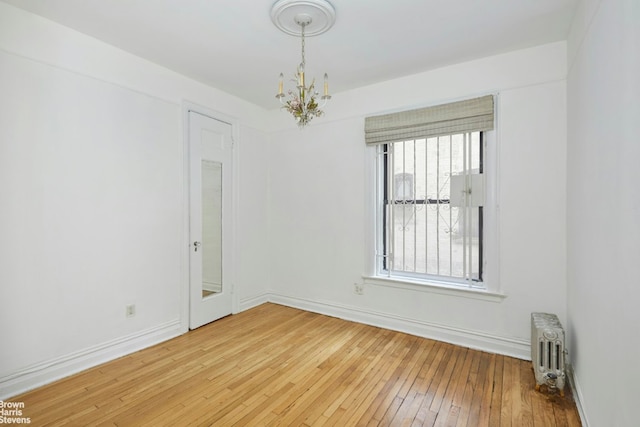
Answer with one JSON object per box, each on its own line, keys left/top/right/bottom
{"left": 362, "top": 275, "right": 507, "bottom": 303}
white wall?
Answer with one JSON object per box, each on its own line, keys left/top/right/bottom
{"left": 1, "top": 2, "right": 599, "bottom": 413}
{"left": 0, "top": 2, "right": 270, "bottom": 398}
{"left": 566, "top": 0, "right": 640, "bottom": 425}
{"left": 266, "top": 42, "right": 568, "bottom": 359}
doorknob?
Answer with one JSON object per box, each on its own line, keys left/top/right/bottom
{"left": 193, "top": 241, "right": 201, "bottom": 252}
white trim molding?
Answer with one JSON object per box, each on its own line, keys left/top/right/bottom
{"left": 0, "top": 320, "right": 181, "bottom": 400}
{"left": 363, "top": 275, "right": 507, "bottom": 302}
{"left": 2, "top": 294, "right": 537, "bottom": 401}
{"left": 566, "top": 363, "right": 590, "bottom": 427}
{"left": 267, "top": 293, "right": 529, "bottom": 360}
{"left": 239, "top": 292, "right": 271, "bottom": 312}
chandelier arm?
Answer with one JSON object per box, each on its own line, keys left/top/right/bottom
{"left": 318, "top": 96, "right": 330, "bottom": 109}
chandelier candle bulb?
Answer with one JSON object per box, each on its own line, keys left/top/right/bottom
{"left": 278, "top": 73, "right": 284, "bottom": 95}
{"left": 324, "top": 73, "right": 329, "bottom": 96}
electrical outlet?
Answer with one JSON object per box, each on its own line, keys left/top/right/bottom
{"left": 126, "top": 304, "right": 136, "bottom": 318}
{"left": 354, "top": 283, "right": 364, "bottom": 295}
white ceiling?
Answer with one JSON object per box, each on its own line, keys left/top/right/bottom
{"left": 2, "top": 0, "right": 578, "bottom": 109}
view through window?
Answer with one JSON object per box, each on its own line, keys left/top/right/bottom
{"left": 381, "top": 131, "right": 484, "bottom": 285}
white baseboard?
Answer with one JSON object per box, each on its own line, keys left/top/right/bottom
{"left": 267, "top": 293, "right": 531, "bottom": 360}
{"left": 238, "top": 292, "right": 270, "bottom": 312}
{"left": 566, "top": 363, "right": 589, "bottom": 427}
{"left": 0, "top": 319, "right": 182, "bottom": 400}
{"left": 1, "top": 292, "right": 533, "bottom": 400}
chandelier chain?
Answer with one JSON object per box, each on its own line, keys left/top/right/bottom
{"left": 300, "top": 23, "right": 306, "bottom": 67}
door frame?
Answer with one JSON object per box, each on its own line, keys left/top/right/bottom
{"left": 180, "top": 102, "right": 239, "bottom": 333}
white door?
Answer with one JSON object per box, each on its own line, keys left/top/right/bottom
{"left": 189, "top": 111, "right": 233, "bottom": 329}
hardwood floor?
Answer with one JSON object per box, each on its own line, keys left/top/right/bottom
{"left": 12, "top": 303, "right": 581, "bottom": 426}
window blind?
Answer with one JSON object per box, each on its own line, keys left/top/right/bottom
{"left": 365, "top": 95, "right": 494, "bottom": 145}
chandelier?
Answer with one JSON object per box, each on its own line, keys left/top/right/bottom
{"left": 271, "top": 0, "right": 336, "bottom": 128}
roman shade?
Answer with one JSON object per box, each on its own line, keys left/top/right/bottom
{"left": 365, "top": 95, "right": 494, "bottom": 145}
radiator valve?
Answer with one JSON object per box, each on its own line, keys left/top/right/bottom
{"left": 545, "top": 372, "right": 558, "bottom": 389}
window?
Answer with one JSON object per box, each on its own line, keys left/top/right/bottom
{"left": 380, "top": 132, "right": 484, "bottom": 285}
{"left": 365, "top": 95, "right": 494, "bottom": 289}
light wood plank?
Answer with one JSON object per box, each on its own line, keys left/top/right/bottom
{"left": 466, "top": 351, "right": 493, "bottom": 427}
{"left": 488, "top": 354, "right": 505, "bottom": 427}
{"left": 453, "top": 350, "right": 481, "bottom": 427}
{"left": 479, "top": 352, "right": 496, "bottom": 425}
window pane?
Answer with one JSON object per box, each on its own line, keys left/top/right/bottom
{"left": 384, "top": 132, "right": 483, "bottom": 283}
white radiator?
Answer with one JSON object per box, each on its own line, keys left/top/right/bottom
{"left": 531, "top": 312, "right": 566, "bottom": 395}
